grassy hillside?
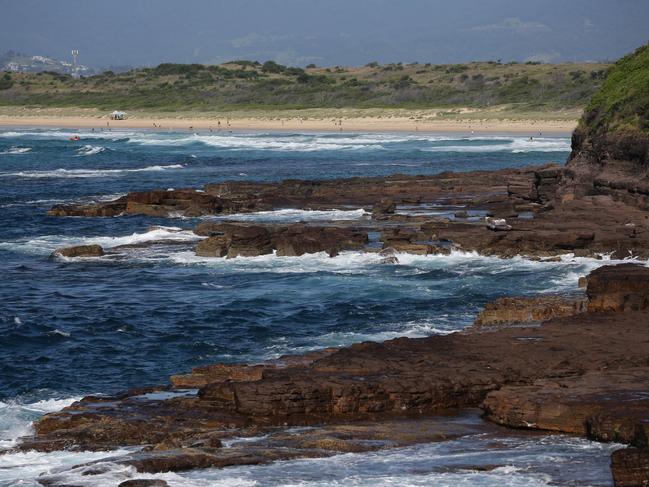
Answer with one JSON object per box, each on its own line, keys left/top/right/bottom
{"left": 580, "top": 43, "right": 649, "bottom": 134}
{"left": 0, "top": 60, "right": 610, "bottom": 112}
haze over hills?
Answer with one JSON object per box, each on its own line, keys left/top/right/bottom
{"left": 1, "top": 0, "right": 647, "bottom": 68}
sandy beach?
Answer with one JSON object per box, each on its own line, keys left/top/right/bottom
{"left": 0, "top": 107, "right": 578, "bottom": 134}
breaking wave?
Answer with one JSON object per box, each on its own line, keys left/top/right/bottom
{"left": 422, "top": 137, "right": 570, "bottom": 153}
{"left": 0, "top": 146, "right": 31, "bottom": 154}
{"left": 205, "top": 208, "right": 369, "bottom": 223}
{"left": 0, "top": 396, "right": 81, "bottom": 449}
{"left": 76, "top": 145, "right": 106, "bottom": 156}
{"left": 0, "top": 164, "right": 184, "bottom": 179}
{"left": 1, "top": 226, "right": 201, "bottom": 256}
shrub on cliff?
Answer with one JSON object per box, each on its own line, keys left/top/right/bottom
{"left": 581, "top": 43, "right": 649, "bottom": 135}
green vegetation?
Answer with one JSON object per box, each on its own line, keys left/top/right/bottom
{"left": 0, "top": 72, "right": 13, "bottom": 90}
{"left": 0, "top": 60, "right": 610, "bottom": 112}
{"left": 581, "top": 43, "right": 649, "bottom": 134}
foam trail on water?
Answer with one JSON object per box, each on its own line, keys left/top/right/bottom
{"left": 0, "top": 226, "right": 201, "bottom": 256}
{"left": 205, "top": 208, "right": 368, "bottom": 223}
{"left": 0, "top": 129, "right": 137, "bottom": 140}
{"left": 76, "top": 145, "right": 106, "bottom": 156}
{"left": 0, "top": 146, "right": 31, "bottom": 154}
{"left": 422, "top": 137, "right": 570, "bottom": 153}
{"left": 0, "top": 164, "right": 184, "bottom": 179}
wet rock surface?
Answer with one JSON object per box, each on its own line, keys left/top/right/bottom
{"left": 587, "top": 263, "right": 649, "bottom": 312}
{"left": 473, "top": 294, "right": 587, "bottom": 326}
{"left": 48, "top": 161, "right": 649, "bottom": 262}
{"left": 612, "top": 448, "right": 649, "bottom": 487}
{"left": 48, "top": 167, "right": 533, "bottom": 218}
{"left": 51, "top": 244, "right": 105, "bottom": 258}
{"left": 194, "top": 222, "right": 368, "bottom": 258}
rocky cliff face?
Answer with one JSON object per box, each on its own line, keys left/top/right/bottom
{"left": 560, "top": 43, "right": 649, "bottom": 207}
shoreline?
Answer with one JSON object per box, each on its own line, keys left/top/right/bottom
{"left": 0, "top": 114, "right": 577, "bottom": 135}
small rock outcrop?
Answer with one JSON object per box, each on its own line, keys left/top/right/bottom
{"left": 194, "top": 222, "right": 368, "bottom": 258}
{"left": 51, "top": 244, "right": 104, "bottom": 258}
{"left": 473, "top": 295, "right": 587, "bottom": 327}
{"left": 586, "top": 263, "right": 649, "bottom": 312}
{"left": 118, "top": 480, "right": 169, "bottom": 487}
{"left": 372, "top": 198, "right": 396, "bottom": 216}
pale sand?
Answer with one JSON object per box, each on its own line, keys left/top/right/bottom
{"left": 0, "top": 108, "right": 578, "bottom": 134}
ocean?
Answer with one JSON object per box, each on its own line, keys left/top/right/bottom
{"left": 0, "top": 128, "right": 622, "bottom": 486}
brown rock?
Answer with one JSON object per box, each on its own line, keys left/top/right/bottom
{"left": 22, "top": 302, "right": 649, "bottom": 454}
{"left": 372, "top": 199, "right": 396, "bottom": 216}
{"left": 195, "top": 236, "right": 228, "bottom": 257}
{"left": 118, "top": 480, "right": 169, "bottom": 487}
{"left": 474, "top": 295, "right": 586, "bottom": 327}
{"left": 482, "top": 368, "right": 649, "bottom": 441}
{"left": 273, "top": 225, "right": 367, "bottom": 257}
{"left": 48, "top": 196, "right": 127, "bottom": 217}
{"left": 194, "top": 222, "right": 367, "bottom": 259}
{"left": 612, "top": 448, "right": 649, "bottom": 487}
{"left": 587, "top": 264, "right": 649, "bottom": 312}
{"left": 51, "top": 244, "right": 104, "bottom": 258}
{"left": 126, "top": 190, "right": 223, "bottom": 217}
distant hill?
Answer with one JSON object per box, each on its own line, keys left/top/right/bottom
{"left": 0, "top": 59, "right": 610, "bottom": 112}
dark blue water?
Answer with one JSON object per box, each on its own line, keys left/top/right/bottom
{"left": 0, "top": 128, "right": 626, "bottom": 486}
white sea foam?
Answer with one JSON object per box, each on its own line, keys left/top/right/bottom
{"left": 127, "top": 132, "right": 383, "bottom": 151}
{"left": 206, "top": 208, "right": 369, "bottom": 223}
{"left": 0, "top": 428, "right": 619, "bottom": 487}
{"left": 1, "top": 226, "right": 201, "bottom": 256}
{"left": 422, "top": 137, "right": 570, "bottom": 153}
{"left": 0, "top": 164, "right": 184, "bottom": 179}
{"left": 263, "top": 319, "right": 461, "bottom": 358}
{"left": 76, "top": 144, "right": 106, "bottom": 156}
{"left": 167, "top": 249, "right": 646, "bottom": 298}
{"left": 121, "top": 132, "right": 573, "bottom": 154}
{"left": 0, "top": 129, "right": 137, "bottom": 140}
{"left": 0, "top": 397, "right": 80, "bottom": 449}
{"left": 0, "top": 146, "right": 31, "bottom": 154}
{"left": 47, "top": 329, "right": 71, "bottom": 337}
{"left": 173, "top": 433, "right": 619, "bottom": 487}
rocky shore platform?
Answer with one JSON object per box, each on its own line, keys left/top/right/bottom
{"left": 32, "top": 154, "right": 649, "bottom": 485}
{"left": 48, "top": 164, "right": 649, "bottom": 261}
